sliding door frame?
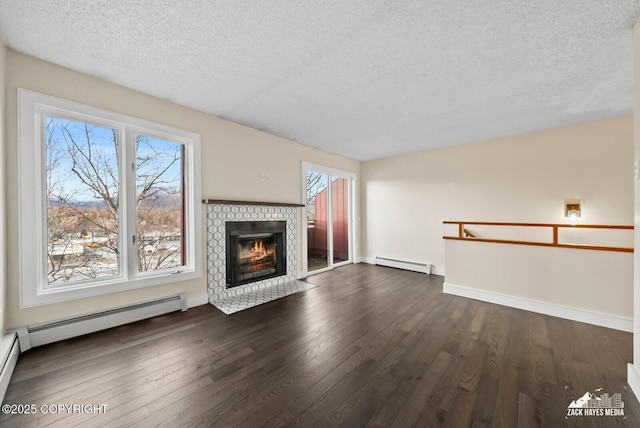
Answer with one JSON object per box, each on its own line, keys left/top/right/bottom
{"left": 301, "top": 161, "right": 357, "bottom": 278}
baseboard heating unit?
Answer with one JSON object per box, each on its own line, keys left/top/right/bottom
{"left": 375, "top": 257, "right": 431, "bottom": 274}
{"left": 0, "top": 333, "right": 19, "bottom": 403}
{"left": 15, "top": 293, "right": 187, "bottom": 351}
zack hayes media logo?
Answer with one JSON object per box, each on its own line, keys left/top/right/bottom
{"left": 566, "top": 389, "right": 625, "bottom": 418}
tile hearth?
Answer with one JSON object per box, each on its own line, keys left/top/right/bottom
{"left": 211, "top": 279, "right": 316, "bottom": 314}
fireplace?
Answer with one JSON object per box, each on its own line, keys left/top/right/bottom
{"left": 225, "top": 221, "right": 286, "bottom": 288}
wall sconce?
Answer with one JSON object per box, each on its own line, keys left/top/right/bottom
{"left": 564, "top": 198, "right": 581, "bottom": 220}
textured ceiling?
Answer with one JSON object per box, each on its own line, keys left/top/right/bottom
{"left": 0, "top": 1, "right": 639, "bottom": 161}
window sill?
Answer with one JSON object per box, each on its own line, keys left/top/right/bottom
{"left": 21, "top": 269, "right": 202, "bottom": 308}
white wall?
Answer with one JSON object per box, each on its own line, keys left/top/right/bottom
{"left": 4, "top": 50, "right": 360, "bottom": 328}
{"left": 362, "top": 116, "right": 633, "bottom": 273}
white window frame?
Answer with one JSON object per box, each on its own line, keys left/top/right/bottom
{"left": 18, "top": 89, "right": 202, "bottom": 307}
{"left": 301, "top": 161, "right": 357, "bottom": 277}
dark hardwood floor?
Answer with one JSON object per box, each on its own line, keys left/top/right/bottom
{"left": 2, "top": 264, "right": 638, "bottom": 427}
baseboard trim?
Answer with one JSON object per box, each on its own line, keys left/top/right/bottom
{"left": 628, "top": 364, "right": 640, "bottom": 401}
{"left": 443, "top": 282, "right": 633, "bottom": 332}
{"left": 0, "top": 333, "right": 19, "bottom": 404}
{"left": 187, "top": 293, "right": 209, "bottom": 308}
{"left": 358, "top": 256, "right": 376, "bottom": 265}
{"left": 431, "top": 266, "right": 445, "bottom": 276}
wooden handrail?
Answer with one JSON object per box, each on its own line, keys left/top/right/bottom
{"left": 443, "top": 221, "right": 633, "bottom": 253}
{"left": 443, "top": 221, "right": 633, "bottom": 230}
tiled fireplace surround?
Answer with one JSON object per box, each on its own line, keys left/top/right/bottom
{"left": 206, "top": 202, "right": 302, "bottom": 306}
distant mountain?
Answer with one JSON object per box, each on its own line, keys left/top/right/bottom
{"left": 48, "top": 188, "right": 181, "bottom": 209}
{"left": 48, "top": 198, "right": 109, "bottom": 209}
{"left": 137, "top": 191, "right": 182, "bottom": 209}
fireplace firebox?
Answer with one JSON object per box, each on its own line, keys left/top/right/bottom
{"left": 225, "top": 221, "right": 286, "bottom": 288}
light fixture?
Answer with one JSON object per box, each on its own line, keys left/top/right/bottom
{"left": 564, "top": 198, "right": 581, "bottom": 220}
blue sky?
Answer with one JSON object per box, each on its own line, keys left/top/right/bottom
{"left": 46, "top": 115, "right": 182, "bottom": 204}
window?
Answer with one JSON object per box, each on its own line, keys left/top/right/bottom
{"left": 19, "top": 89, "right": 202, "bottom": 307}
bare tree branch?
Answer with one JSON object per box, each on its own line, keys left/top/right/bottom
{"left": 45, "top": 118, "right": 184, "bottom": 284}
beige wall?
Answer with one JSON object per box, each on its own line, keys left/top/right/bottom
{"left": 633, "top": 18, "right": 640, "bottom": 373}
{"left": 4, "top": 50, "right": 359, "bottom": 328}
{"left": 445, "top": 240, "right": 633, "bottom": 319}
{"left": 362, "top": 116, "right": 634, "bottom": 271}
{"left": 362, "top": 115, "right": 633, "bottom": 324}
{"left": 0, "top": 40, "right": 6, "bottom": 334}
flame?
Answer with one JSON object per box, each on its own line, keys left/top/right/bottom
{"left": 251, "top": 240, "right": 273, "bottom": 260}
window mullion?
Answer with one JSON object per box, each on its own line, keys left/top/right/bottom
{"left": 36, "top": 109, "right": 49, "bottom": 293}
{"left": 123, "top": 127, "right": 137, "bottom": 280}
{"left": 327, "top": 175, "right": 334, "bottom": 268}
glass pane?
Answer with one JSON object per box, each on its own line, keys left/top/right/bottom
{"left": 136, "top": 135, "right": 185, "bottom": 272}
{"left": 45, "top": 115, "right": 120, "bottom": 285}
{"left": 306, "top": 171, "right": 328, "bottom": 271}
{"left": 332, "top": 177, "right": 349, "bottom": 264}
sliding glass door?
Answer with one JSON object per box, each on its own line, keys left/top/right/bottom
{"left": 331, "top": 177, "right": 349, "bottom": 264}
{"left": 306, "top": 171, "right": 329, "bottom": 271}
{"left": 303, "top": 163, "right": 355, "bottom": 275}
